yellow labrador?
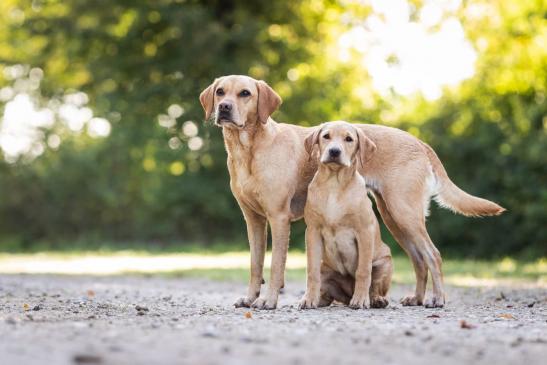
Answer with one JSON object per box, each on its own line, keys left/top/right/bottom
{"left": 299, "top": 121, "right": 392, "bottom": 310}
{"left": 199, "top": 75, "right": 504, "bottom": 309}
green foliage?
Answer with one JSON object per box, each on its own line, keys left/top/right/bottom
{"left": 0, "top": 0, "right": 545, "bottom": 257}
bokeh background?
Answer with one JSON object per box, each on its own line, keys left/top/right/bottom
{"left": 0, "top": 0, "right": 545, "bottom": 259}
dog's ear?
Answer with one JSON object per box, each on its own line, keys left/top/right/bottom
{"left": 256, "top": 80, "right": 282, "bottom": 124}
{"left": 357, "top": 128, "right": 376, "bottom": 168}
{"left": 199, "top": 78, "right": 219, "bottom": 121}
{"left": 304, "top": 126, "right": 322, "bottom": 156}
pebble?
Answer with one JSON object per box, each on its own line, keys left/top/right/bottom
{"left": 73, "top": 354, "right": 102, "bottom": 364}
{"left": 202, "top": 330, "right": 218, "bottom": 338}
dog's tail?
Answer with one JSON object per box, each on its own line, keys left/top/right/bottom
{"left": 421, "top": 142, "right": 506, "bottom": 217}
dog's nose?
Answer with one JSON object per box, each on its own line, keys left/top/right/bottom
{"left": 329, "top": 148, "right": 341, "bottom": 158}
{"left": 219, "top": 102, "right": 232, "bottom": 112}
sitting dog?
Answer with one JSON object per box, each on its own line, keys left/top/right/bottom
{"left": 299, "top": 121, "right": 393, "bottom": 309}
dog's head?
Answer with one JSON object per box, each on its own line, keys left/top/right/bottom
{"left": 199, "top": 75, "right": 282, "bottom": 129}
{"left": 304, "top": 121, "right": 376, "bottom": 169}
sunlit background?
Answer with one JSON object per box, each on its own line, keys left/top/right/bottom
{"left": 0, "top": 0, "right": 545, "bottom": 262}
{"left": 0, "top": 0, "right": 477, "bottom": 161}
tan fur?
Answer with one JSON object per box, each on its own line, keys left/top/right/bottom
{"left": 419, "top": 141, "right": 506, "bottom": 217}
{"left": 298, "top": 122, "right": 392, "bottom": 310}
{"left": 199, "top": 75, "right": 505, "bottom": 309}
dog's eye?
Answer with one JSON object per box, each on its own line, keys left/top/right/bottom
{"left": 216, "top": 88, "right": 225, "bottom": 96}
{"left": 345, "top": 136, "right": 353, "bottom": 142}
{"left": 239, "top": 90, "right": 251, "bottom": 97}
{"left": 322, "top": 134, "right": 330, "bottom": 140}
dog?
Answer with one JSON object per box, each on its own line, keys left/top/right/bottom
{"left": 299, "top": 121, "right": 392, "bottom": 310}
{"left": 199, "top": 75, "right": 504, "bottom": 309}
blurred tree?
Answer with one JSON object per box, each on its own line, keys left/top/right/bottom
{"left": 0, "top": 0, "right": 349, "bottom": 249}
{"left": 0, "top": 0, "right": 544, "bottom": 257}
{"left": 415, "top": 0, "right": 547, "bottom": 258}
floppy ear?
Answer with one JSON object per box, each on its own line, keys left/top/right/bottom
{"left": 304, "top": 126, "right": 322, "bottom": 156}
{"left": 357, "top": 128, "right": 377, "bottom": 168}
{"left": 199, "top": 78, "right": 218, "bottom": 121}
{"left": 256, "top": 80, "right": 282, "bottom": 124}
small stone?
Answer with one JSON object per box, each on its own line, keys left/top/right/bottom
{"left": 33, "top": 305, "right": 42, "bottom": 311}
{"left": 73, "top": 354, "right": 102, "bottom": 364}
{"left": 460, "top": 320, "right": 477, "bottom": 329}
{"left": 495, "top": 292, "right": 507, "bottom": 301}
{"left": 511, "top": 337, "right": 524, "bottom": 347}
{"left": 202, "top": 330, "right": 218, "bottom": 338}
{"left": 135, "top": 305, "right": 149, "bottom": 312}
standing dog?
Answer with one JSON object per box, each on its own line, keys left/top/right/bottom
{"left": 199, "top": 75, "right": 504, "bottom": 309}
{"left": 299, "top": 121, "right": 392, "bottom": 310}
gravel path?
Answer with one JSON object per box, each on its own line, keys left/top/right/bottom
{"left": 0, "top": 274, "right": 545, "bottom": 365}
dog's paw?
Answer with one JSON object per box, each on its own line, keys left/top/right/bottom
{"left": 251, "top": 297, "right": 277, "bottom": 310}
{"left": 424, "top": 296, "right": 445, "bottom": 308}
{"left": 234, "top": 296, "right": 254, "bottom": 308}
{"left": 348, "top": 295, "right": 370, "bottom": 310}
{"left": 401, "top": 295, "right": 423, "bottom": 306}
{"left": 298, "top": 295, "right": 319, "bottom": 310}
{"left": 370, "top": 296, "right": 389, "bottom": 308}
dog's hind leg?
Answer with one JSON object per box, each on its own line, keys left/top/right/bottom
{"left": 380, "top": 191, "right": 445, "bottom": 308}
{"left": 374, "top": 193, "right": 428, "bottom": 306}
{"left": 319, "top": 264, "right": 353, "bottom": 306}
{"left": 369, "top": 252, "right": 393, "bottom": 308}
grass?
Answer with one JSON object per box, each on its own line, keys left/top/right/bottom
{"left": 0, "top": 250, "right": 545, "bottom": 287}
{"left": 163, "top": 256, "right": 547, "bottom": 286}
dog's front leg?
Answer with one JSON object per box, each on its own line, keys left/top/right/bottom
{"left": 251, "top": 214, "right": 290, "bottom": 310}
{"left": 299, "top": 226, "right": 322, "bottom": 309}
{"left": 349, "top": 226, "right": 374, "bottom": 309}
{"left": 235, "top": 207, "right": 267, "bottom": 308}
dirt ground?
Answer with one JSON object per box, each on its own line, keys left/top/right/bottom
{"left": 0, "top": 274, "right": 545, "bottom": 365}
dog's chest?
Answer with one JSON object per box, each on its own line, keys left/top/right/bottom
{"left": 311, "top": 187, "right": 348, "bottom": 226}
{"left": 321, "top": 226, "right": 358, "bottom": 276}
{"left": 311, "top": 190, "right": 359, "bottom": 276}
{"left": 227, "top": 153, "right": 268, "bottom": 214}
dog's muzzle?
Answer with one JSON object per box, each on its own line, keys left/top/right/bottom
{"left": 322, "top": 147, "right": 342, "bottom": 164}
{"left": 216, "top": 110, "right": 233, "bottom": 124}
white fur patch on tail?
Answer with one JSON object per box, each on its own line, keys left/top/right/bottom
{"left": 424, "top": 165, "right": 440, "bottom": 217}
{"left": 432, "top": 192, "right": 454, "bottom": 213}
